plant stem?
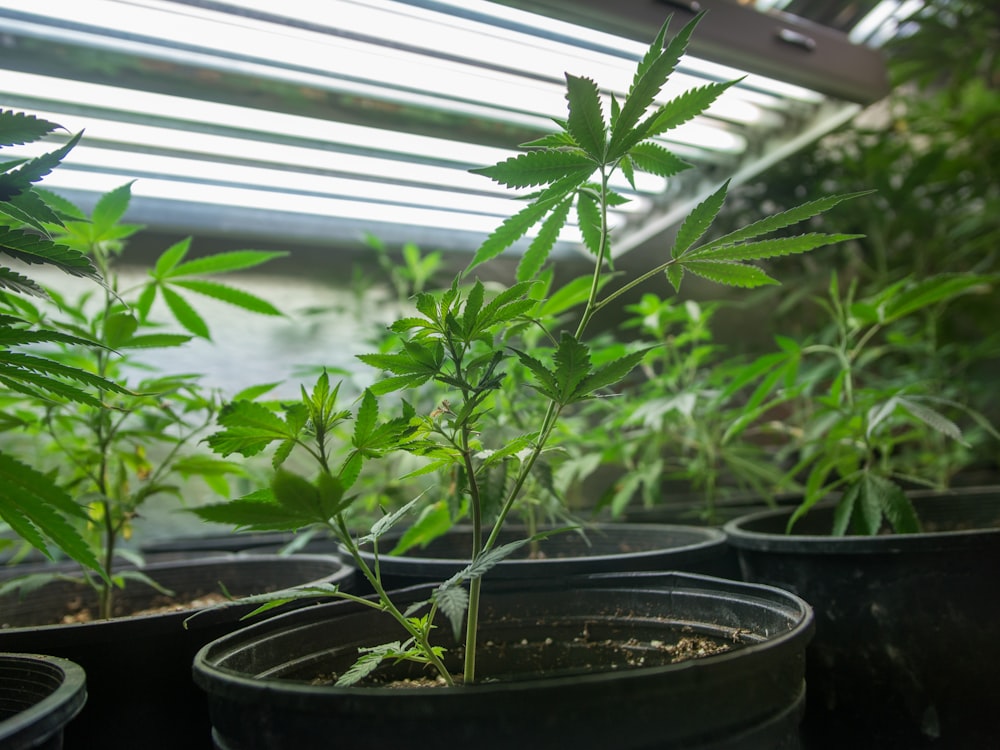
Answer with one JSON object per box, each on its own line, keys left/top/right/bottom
{"left": 467, "top": 167, "right": 615, "bottom": 680}
{"left": 334, "top": 516, "right": 455, "bottom": 686}
{"left": 461, "top": 425, "right": 483, "bottom": 685}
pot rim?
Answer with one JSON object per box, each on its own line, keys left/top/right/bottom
{"left": 0, "top": 652, "right": 87, "bottom": 743}
{"left": 723, "top": 487, "right": 1000, "bottom": 554}
{"left": 351, "top": 522, "right": 726, "bottom": 567}
{"left": 0, "top": 554, "right": 351, "bottom": 635}
{"left": 193, "top": 571, "right": 814, "bottom": 697}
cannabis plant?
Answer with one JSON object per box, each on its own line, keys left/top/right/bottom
{"left": 580, "top": 294, "right": 788, "bottom": 522}
{"left": 759, "top": 271, "right": 999, "bottom": 534}
{"left": 0, "top": 109, "right": 126, "bottom": 574}
{"left": 1, "top": 181, "right": 285, "bottom": 618}
{"left": 195, "top": 14, "right": 864, "bottom": 686}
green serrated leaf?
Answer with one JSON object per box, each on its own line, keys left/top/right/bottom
{"left": 0, "top": 227, "right": 99, "bottom": 282}
{"left": 172, "top": 279, "right": 284, "bottom": 316}
{"left": 687, "top": 233, "right": 862, "bottom": 263}
{"left": 626, "top": 142, "right": 690, "bottom": 178}
{"left": 897, "top": 397, "right": 967, "bottom": 445}
{"left": 518, "top": 131, "right": 578, "bottom": 149}
{"left": 564, "top": 74, "right": 606, "bottom": 160}
{"left": 698, "top": 192, "right": 871, "bottom": 252}
{"left": 468, "top": 197, "right": 557, "bottom": 271}
{"left": 643, "top": 80, "right": 741, "bottom": 139}
{"left": 665, "top": 264, "right": 684, "bottom": 293}
{"left": 170, "top": 249, "right": 288, "bottom": 278}
{"left": 206, "top": 400, "right": 296, "bottom": 457}
{"left": 160, "top": 285, "right": 211, "bottom": 339}
{"left": 517, "top": 196, "right": 573, "bottom": 282}
{"left": 471, "top": 150, "right": 594, "bottom": 189}
{"left": 831, "top": 482, "right": 860, "bottom": 536}
{"left": 513, "top": 349, "right": 560, "bottom": 402}
{"left": 91, "top": 182, "right": 134, "bottom": 236}
{"left": 875, "top": 477, "right": 921, "bottom": 533}
{"left": 0, "top": 130, "right": 83, "bottom": 202}
{"left": 575, "top": 347, "right": 651, "bottom": 401}
{"left": 352, "top": 389, "right": 379, "bottom": 444}
{"left": 0, "top": 265, "right": 48, "bottom": 298}
{"left": 152, "top": 237, "right": 191, "bottom": 277}
{"left": 461, "top": 280, "right": 486, "bottom": 336}
{"left": 434, "top": 583, "right": 470, "bottom": 642}
{"left": 335, "top": 647, "right": 394, "bottom": 687}
{"left": 0, "top": 451, "right": 104, "bottom": 576}
{"left": 857, "top": 474, "right": 884, "bottom": 535}
{"left": 271, "top": 468, "right": 337, "bottom": 525}
{"left": 552, "top": 332, "right": 592, "bottom": 402}
{"left": 681, "top": 260, "right": 777, "bottom": 288}
{"left": 576, "top": 190, "right": 603, "bottom": 258}
{"left": 2, "top": 189, "right": 65, "bottom": 233}
{"left": 619, "top": 154, "right": 637, "bottom": 190}
{"left": 357, "top": 350, "right": 438, "bottom": 377}
{"left": 609, "top": 14, "right": 701, "bottom": 158}
{"left": 672, "top": 181, "right": 730, "bottom": 258}
{"left": 0, "top": 110, "right": 62, "bottom": 148}
{"left": 192, "top": 495, "right": 307, "bottom": 531}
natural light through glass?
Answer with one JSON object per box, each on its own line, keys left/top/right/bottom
{"left": 0, "top": 0, "right": 853, "bottom": 255}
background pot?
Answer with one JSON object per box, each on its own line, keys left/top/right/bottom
{"left": 341, "top": 522, "right": 736, "bottom": 592}
{"left": 723, "top": 487, "right": 1000, "bottom": 749}
{"left": 194, "top": 572, "right": 814, "bottom": 750}
{"left": 0, "top": 554, "right": 351, "bottom": 750}
{"left": 0, "top": 653, "right": 86, "bottom": 750}
{"left": 141, "top": 531, "right": 295, "bottom": 556}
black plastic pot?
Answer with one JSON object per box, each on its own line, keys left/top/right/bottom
{"left": 342, "top": 522, "right": 735, "bottom": 592}
{"left": 142, "top": 531, "right": 296, "bottom": 556}
{"left": 0, "top": 653, "right": 86, "bottom": 750}
{"left": 723, "top": 488, "right": 1000, "bottom": 749}
{"left": 0, "top": 554, "right": 351, "bottom": 750}
{"left": 194, "top": 572, "right": 814, "bottom": 750}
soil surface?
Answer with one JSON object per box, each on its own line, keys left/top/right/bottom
{"left": 57, "top": 592, "right": 230, "bottom": 624}
{"left": 309, "top": 629, "right": 734, "bottom": 688}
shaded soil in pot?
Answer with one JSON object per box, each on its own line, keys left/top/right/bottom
{"left": 2, "top": 567, "right": 277, "bottom": 628}
{"left": 53, "top": 590, "right": 231, "bottom": 624}
{"left": 313, "top": 624, "right": 736, "bottom": 688}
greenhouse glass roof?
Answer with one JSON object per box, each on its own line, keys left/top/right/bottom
{"left": 0, "top": 0, "right": 913, "bottom": 259}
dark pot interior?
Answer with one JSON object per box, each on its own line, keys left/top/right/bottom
{"left": 0, "top": 653, "right": 87, "bottom": 750}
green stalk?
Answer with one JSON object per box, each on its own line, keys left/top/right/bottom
{"left": 471, "top": 167, "right": 615, "bottom": 678}
{"left": 461, "top": 425, "right": 484, "bottom": 685}
{"left": 334, "top": 516, "right": 455, "bottom": 686}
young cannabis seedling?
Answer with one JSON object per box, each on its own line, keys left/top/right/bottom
{"left": 195, "top": 12, "right": 866, "bottom": 686}
{"left": 0, "top": 109, "right": 123, "bottom": 574}
{"left": 760, "top": 271, "right": 998, "bottom": 534}
{"left": 2, "top": 181, "right": 287, "bottom": 618}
